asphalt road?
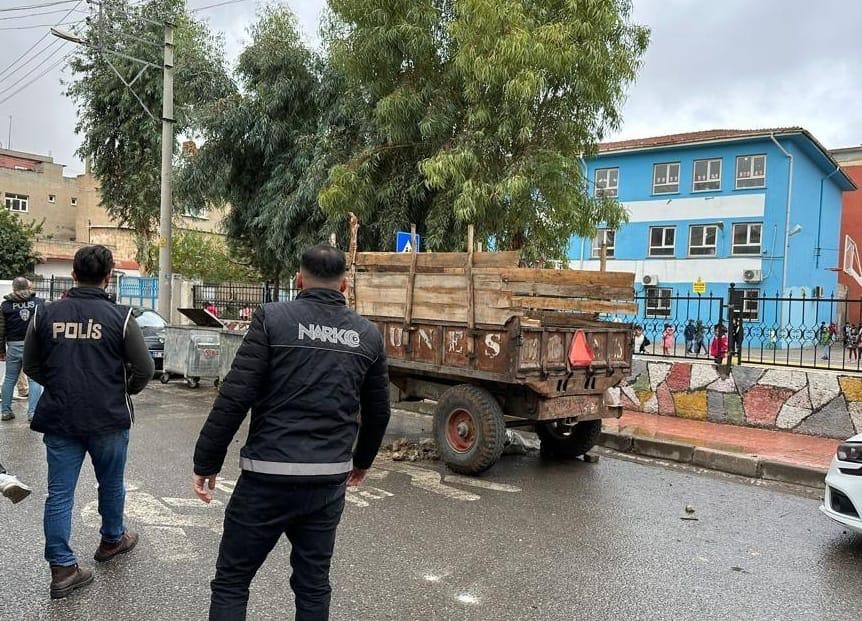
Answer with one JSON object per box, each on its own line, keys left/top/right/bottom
{"left": 0, "top": 383, "right": 859, "bottom": 621}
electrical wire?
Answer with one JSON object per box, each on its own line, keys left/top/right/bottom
{"left": 0, "top": 0, "right": 78, "bottom": 12}
{"left": 0, "top": 20, "right": 81, "bottom": 30}
{"left": 191, "top": 0, "right": 255, "bottom": 12}
{"left": 0, "top": 6, "right": 84, "bottom": 20}
{"left": 0, "top": 53, "right": 71, "bottom": 105}
{"left": 0, "top": 42, "right": 68, "bottom": 92}
{"left": 0, "top": 38, "right": 63, "bottom": 84}
{"left": 0, "top": 0, "right": 83, "bottom": 79}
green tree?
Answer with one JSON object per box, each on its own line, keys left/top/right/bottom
{"left": 67, "top": 0, "right": 232, "bottom": 270}
{"left": 320, "top": 0, "right": 648, "bottom": 261}
{"left": 180, "top": 7, "right": 361, "bottom": 283}
{"left": 147, "top": 229, "right": 259, "bottom": 282}
{"left": 0, "top": 210, "right": 42, "bottom": 279}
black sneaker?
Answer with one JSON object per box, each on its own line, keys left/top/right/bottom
{"left": 1, "top": 412, "right": 14, "bottom": 421}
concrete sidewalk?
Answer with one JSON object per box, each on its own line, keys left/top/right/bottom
{"left": 602, "top": 411, "right": 842, "bottom": 487}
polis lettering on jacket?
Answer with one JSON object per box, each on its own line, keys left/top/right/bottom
{"left": 52, "top": 321, "right": 103, "bottom": 340}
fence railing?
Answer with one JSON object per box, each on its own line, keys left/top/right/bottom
{"left": 192, "top": 281, "right": 298, "bottom": 320}
{"left": 616, "top": 284, "right": 862, "bottom": 372}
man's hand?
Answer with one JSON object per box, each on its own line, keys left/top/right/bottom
{"left": 193, "top": 473, "right": 217, "bottom": 503}
{"left": 346, "top": 467, "right": 368, "bottom": 488}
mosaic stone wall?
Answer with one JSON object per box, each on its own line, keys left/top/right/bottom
{"left": 618, "top": 359, "right": 862, "bottom": 439}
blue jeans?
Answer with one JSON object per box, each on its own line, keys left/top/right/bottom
{"left": 43, "top": 430, "right": 129, "bottom": 567}
{"left": 2, "top": 341, "right": 42, "bottom": 417}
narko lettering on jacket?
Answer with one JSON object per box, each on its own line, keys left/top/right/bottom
{"left": 297, "top": 322, "right": 360, "bottom": 348}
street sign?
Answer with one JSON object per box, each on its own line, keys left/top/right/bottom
{"left": 396, "top": 231, "right": 421, "bottom": 253}
{"left": 693, "top": 278, "right": 706, "bottom": 295}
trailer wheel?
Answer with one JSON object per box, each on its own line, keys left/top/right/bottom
{"left": 434, "top": 385, "right": 506, "bottom": 475}
{"left": 186, "top": 377, "right": 200, "bottom": 389}
{"left": 159, "top": 373, "right": 170, "bottom": 385}
{"left": 537, "top": 419, "right": 602, "bottom": 459}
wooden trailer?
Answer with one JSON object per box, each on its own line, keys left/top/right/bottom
{"left": 348, "top": 228, "right": 635, "bottom": 474}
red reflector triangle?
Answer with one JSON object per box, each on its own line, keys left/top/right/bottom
{"left": 569, "top": 330, "right": 594, "bottom": 367}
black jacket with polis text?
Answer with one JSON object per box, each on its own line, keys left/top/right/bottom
{"left": 23, "top": 287, "right": 154, "bottom": 436}
{"left": 0, "top": 291, "right": 44, "bottom": 349}
{"left": 193, "top": 288, "right": 391, "bottom": 480}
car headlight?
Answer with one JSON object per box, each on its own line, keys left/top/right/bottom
{"left": 837, "top": 443, "right": 862, "bottom": 463}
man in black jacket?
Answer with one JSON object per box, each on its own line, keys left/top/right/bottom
{"left": 24, "top": 245, "right": 154, "bottom": 599}
{"left": 193, "top": 244, "right": 391, "bottom": 621}
{"left": 1, "top": 276, "right": 45, "bottom": 421}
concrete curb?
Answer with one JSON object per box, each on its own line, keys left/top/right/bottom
{"left": 597, "top": 430, "right": 827, "bottom": 489}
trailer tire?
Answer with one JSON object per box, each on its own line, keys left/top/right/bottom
{"left": 434, "top": 384, "right": 506, "bottom": 475}
{"left": 537, "top": 419, "right": 602, "bottom": 459}
{"left": 159, "top": 373, "right": 170, "bottom": 385}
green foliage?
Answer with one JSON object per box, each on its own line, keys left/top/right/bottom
{"left": 67, "top": 0, "right": 232, "bottom": 271}
{"left": 0, "top": 210, "right": 42, "bottom": 279}
{"left": 146, "top": 229, "right": 259, "bottom": 282}
{"left": 321, "top": 0, "right": 648, "bottom": 262}
{"left": 180, "top": 7, "right": 362, "bottom": 279}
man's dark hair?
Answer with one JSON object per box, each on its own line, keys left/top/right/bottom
{"left": 73, "top": 245, "right": 115, "bottom": 285}
{"left": 300, "top": 244, "right": 346, "bottom": 283}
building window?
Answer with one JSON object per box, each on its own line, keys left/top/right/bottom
{"left": 732, "top": 223, "right": 762, "bottom": 255}
{"left": 48, "top": 194, "right": 56, "bottom": 203}
{"left": 736, "top": 154, "right": 766, "bottom": 189}
{"left": 182, "top": 205, "right": 209, "bottom": 220}
{"left": 732, "top": 287, "right": 760, "bottom": 321}
{"left": 645, "top": 286, "right": 672, "bottom": 318}
{"left": 693, "top": 158, "right": 722, "bottom": 192}
{"left": 591, "top": 229, "right": 615, "bottom": 258}
{"left": 595, "top": 168, "right": 619, "bottom": 198}
{"left": 689, "top": 224, "right": 718, "bottom": 256}
{"left": 652, "top": 162, "right": 680, "bottom": 194}
{"left": 649, "top": 226, "right": 676, "bottom": 257}
{"left": 70, "top": 197, "right": 78, "bottom": 207}
{"left": 4, "top": 193, "right": 29, "bottom": 212}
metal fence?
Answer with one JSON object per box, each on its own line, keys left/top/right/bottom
{"left": 30, "top": 275, "right": 157, "bottom": 309}
{"left": 616, "top": 284, "right": 862, "bottom": 372}
{"left": 192, "top": 281, "right": 298, "bottom": 320}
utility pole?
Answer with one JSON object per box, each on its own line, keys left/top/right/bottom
{"left": 157, "top": 21, "right": 174, "bottom": 320}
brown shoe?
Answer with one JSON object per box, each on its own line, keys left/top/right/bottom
{"left": 50, "top": 564, "right": 94, "bottom": 599}
{"left": 93, "top": 531, "right": 138, "bottom": 562}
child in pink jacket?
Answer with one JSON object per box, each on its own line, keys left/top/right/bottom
{"left": 710, "top": 324, "right": 728, "bottom": 364}
{"left": 662, "top": 324, "right": 675, "bottom": 355}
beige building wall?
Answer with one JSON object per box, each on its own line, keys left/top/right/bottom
{"left": 2, "top": 147, "right": 227, "bottom": 272}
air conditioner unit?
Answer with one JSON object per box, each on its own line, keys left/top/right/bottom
{"left": 742, "top": 269, "right": 762, "bottom": 283}
{"left": 812, "top": 285, "right": 825, "bottom": 299}
{"left": 642, "top": 274, "right": 660, "bottom": 286}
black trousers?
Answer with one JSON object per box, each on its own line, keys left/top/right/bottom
{"left": 209, "top": 473, "right": 347, "bottom": 621}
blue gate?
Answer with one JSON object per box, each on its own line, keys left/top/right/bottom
{"left": 118, "top": 276, "right": 158, "bottom": 310}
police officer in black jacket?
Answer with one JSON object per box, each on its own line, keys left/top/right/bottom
{"left": 24, "top": 245, "right": 154, "bottom": 599}
{"left": 193, "top": 244, "right": 391, "bottom": 621}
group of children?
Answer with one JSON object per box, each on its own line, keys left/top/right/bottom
{"left": 633, "top": 322, "right": 730, "bottom": 364}
{"left": 842, "top": 323, "right": 862, "bottom": 361}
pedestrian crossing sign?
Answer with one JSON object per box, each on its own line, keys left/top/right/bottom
{"left": 396, "top": 232, "right": 421, "bottom": 253}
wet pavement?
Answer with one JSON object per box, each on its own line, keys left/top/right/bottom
{"left": 0, "top": 382, "right": 860, "bottom": 620}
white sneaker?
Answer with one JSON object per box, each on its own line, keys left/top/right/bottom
{"left": 13, "top": 391, "right": 28, "bottom": 400}
{"left": 0, "top": 473, "right": 32, "bottom": 504}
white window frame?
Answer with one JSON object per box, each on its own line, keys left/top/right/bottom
{"left": 737, "top": 288, "right": 760, "bottom": 321}
{"left": 591, "top": 229, "right": 615, "bottom": 258}
{"left": 652, "top": 162, "right": 680, "bottom": 194}
{"left": 594, "top": 167, "right": 619, "bottom": 198}
{"left": 732, "top": 222, "right": 762, "bottom": 256}
{"left": 48, "top": 194, "right": 56, "bottom": 204}
{"left": 70, "top": 197, "right": 78, "bottom": 207}
{"left": 5, "top": 193, "right": 29, "bottom": 212}
{"left": 645, "top": 286, "right": 672, "bottom": 318}
{"left": 688, "top": 224, "right": 718, "bottom": 256}
{"left": 692, "top": 158, "right": 722, "bottom": 192}
{"left": 735, "top": 154, "right": 766, "bottom": 189}
{"left": 649, "top": 226, "right": 676, "bottom": 257}
{"left": 183, "top": 205, "right": 209, "bottom": 220}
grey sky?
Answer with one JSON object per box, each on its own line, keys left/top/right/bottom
{"left": 1, "top": 0, "right": 860, "bottom": 176}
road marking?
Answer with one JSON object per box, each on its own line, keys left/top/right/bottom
{"left": 456, "top": 593, "right": 479, "bottom": 605}
{"left": 345, "top": 486, "right": 394, "bottom": 508}
{"left": 377, "top": 463, "right": 480, "bottom": 501}
{"left": 442, "top": 475, "right": 521, "bottom": 493}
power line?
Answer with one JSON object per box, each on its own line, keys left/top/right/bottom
{"left": 0, "top": 53, "right": 71, "bottom": 106}
{"left": 0, "top": 38, "right": 63, "bottom": 84}
{"left": 0, "top": 0, "right": 82, "bottom": 78}
{"left": 191, "top": 0, "right": 255, "bottom": 12}
{"left": 0, "top": 42, "right": 67, "bottom": 92}
{"left": 0, "top": 0, "right": 78, "bottom": 12}
{"left": 0, "top": 19, "right": 81, "bottom": 30}
{"left": 0, "top": 6, "right": 85, "bottom": 20}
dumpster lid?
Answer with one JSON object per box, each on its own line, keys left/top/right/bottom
{"left": 177, "top": 308, "right": 225, "bottom": 328}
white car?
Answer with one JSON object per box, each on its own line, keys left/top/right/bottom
{"left": 820, "top": 433, "right": 862, "bottom": 534}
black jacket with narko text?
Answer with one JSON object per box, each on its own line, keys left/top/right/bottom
{"left": 193, "top": 288, "right": 391, "bottom": 480}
